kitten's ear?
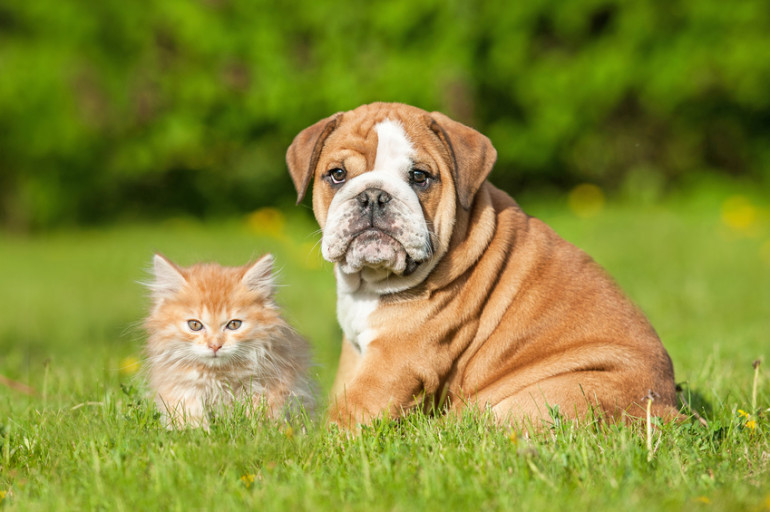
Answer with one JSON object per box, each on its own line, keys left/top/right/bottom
{"left": 242, "top": 254, "right": 275, "bottom": 296}
{"left": 148, "top": 254, "right": 187, "bottom": 302}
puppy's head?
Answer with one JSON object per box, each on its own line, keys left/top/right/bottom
{"left": 287, "top": 102, "right": 496, "bottom": 293}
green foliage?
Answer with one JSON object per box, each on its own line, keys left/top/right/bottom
{"left": 1, "top": 0, "right": 769, "bottom": 229}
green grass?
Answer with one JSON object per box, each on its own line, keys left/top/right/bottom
{"left": 1, "top": 189, "right": 768, "bottom": 511}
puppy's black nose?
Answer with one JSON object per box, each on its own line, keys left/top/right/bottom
{"left": 356, "top": 188, "right": 391, "bottom": 209}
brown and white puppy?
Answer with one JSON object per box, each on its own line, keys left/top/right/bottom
{"left": 286, "top": 102, "right": 679, "bottom": 429}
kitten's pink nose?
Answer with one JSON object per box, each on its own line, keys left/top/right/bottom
{"left": 208, "top": 342, "right": 223, "bottom": 354}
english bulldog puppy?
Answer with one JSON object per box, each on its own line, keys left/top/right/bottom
{"left": 286, "top": 102, "right": 679, "bottom": 429}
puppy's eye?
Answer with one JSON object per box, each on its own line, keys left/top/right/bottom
{"left": 328, "top": 168, "right": 347, "bottom": 184}
{"left": 226, "top": 319, "right": 242, "bottom": 330}
{"left": 409, "top": 169, "right": 431, "bottom": 188}
{"left": 187, "top": 320, "right": 204, "bottom": 331}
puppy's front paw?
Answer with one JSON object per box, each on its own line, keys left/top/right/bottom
{"left": 327, "top": 401, "right": 370, "bottom": 432}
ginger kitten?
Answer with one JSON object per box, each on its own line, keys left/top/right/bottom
{"left": 144, "top": 253, "right": 315, "bottom": 428}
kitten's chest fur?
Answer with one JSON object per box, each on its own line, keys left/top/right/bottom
{"left": 153, "top": 359, "right": 269, "bottom": 405}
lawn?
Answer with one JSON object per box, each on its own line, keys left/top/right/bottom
{"left": 1, "top": 187, "right": 768, "bottom": 511}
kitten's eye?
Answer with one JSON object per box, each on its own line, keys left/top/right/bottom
{"left": 328, "top": 168, "right": 347, "bottom": 185}
{"left": 187, "top": 320, "right": 204, "bottom": 331}
{"left": 226, "top": 319, "right": 242, "bottom": 330}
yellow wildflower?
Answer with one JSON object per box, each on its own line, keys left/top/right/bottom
{"left": 246, "top": 208, "right": 286, "bottom": 239}
{"left": 738, "top": 409, "right": 750, "bottom": 419}
{"left": 746, "top": 420, "right": 757, "bottom": 430}
{"left": 509, "top": 431, "right": 518, "bottom": 445}
{"left": 694, "top": 496, "right": 711, "bottom": 504}
{"left": 240, "top": 474, "right": 256, "bottom": 488}
{"left": 119, "top": 356, "right": 141, "bottom": 377}
{"left": 0, "top": 490, "right": 6, "bottom": 502}
{"left": 567, "top": 184, "right": 605, "bottom": 219}
{"left": 721, "top": 195, "right": 759, "bottom": 235}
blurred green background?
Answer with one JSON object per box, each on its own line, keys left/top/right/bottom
{"left": 1, "top": 0, "right": 769, "bottom": 396}
{"left": 1, "top": 0, "right": 769, "bottom": 230}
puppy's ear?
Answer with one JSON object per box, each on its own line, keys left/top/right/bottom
{"left": 428, "top": 111, "right": 497, "bottom": 210}
{"left": 286, "top": 113, "right": 343, "bottom": 204}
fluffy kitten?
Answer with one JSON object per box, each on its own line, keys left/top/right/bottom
{"left": 144, "top": 253, "right": 315, "bottom": 428}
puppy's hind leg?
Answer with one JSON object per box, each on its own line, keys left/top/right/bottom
{"left": 491, "top": 372, "right": 627, "bottom": 431}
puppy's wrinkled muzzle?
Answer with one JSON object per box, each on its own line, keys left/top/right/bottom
{"left": 340, "top": 229, "right": 408, "bottom": 275}
{"left": 327, "top": 187, "right": 426, "bottom": 277}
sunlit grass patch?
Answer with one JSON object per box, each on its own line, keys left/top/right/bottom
{"left": 0, "top": 343, "right": 767, "bottom": 511}
{"left": 0, "top": 191, "right": 768, "bottom": 511}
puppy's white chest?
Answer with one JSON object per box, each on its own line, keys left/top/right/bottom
{"left": 337, "top": 291, "right": 379, "bottom": 354}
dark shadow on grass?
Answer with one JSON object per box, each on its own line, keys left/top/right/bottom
{"left": 677, "top": 382, "right": 714, "bottom": 425}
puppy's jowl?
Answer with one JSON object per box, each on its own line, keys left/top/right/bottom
{"left": 287, "top": 102, "right": 679, "bottom": 429}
